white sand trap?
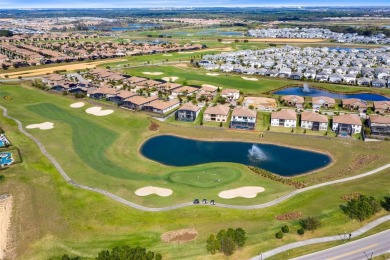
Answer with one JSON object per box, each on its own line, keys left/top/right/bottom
{"left": 85, "top": 107, "right": 114, "bottom": 116}
{"left": 142, "top": 72, "right": 163, "bottom": 75}
{"left": 178, "top": 51, "right": 194, "bottom": 54}
{"left": 218, "top": 186, "right": 265, "bottom": 199}
{"left": 242, "top": 77, "right": 258, "bottom": 81}
{"left": 191, "top": 40, "right": 200, "bottom": 43}
{"left": 222, "top": 41, "right": 232, "bottom": 44}
{"left": 135, "top": 186, "right": 173, "bottom": 197}
{"left": 206, "top": 73, "right": 220, "bottom": 76}
{"left": 162, "top": 76, "right": 179, "bottom": 82}
{"left": 163, "top": 54, "right": 173, "bottom": 56}
{"left": 0, "top": 195, "right": 12, "bottom": 260}
{"left": 202, "top": 84, "right": 218, "bottom": 89}
{"left": 70, "top": 102, "right": 85, "bottom": 108}
{"left": 26, "top": 122, "right": 54, "bottom": 130}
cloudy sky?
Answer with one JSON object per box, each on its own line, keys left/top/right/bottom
{"left": 1, "top": 0, "right": 390, "bottom": 9}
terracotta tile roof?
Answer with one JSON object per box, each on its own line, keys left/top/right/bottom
{"left": 369, "top": 114, "right": 390, "bottom": 124}
{"left": 232, "top": 106, "right": 256, "bottom": 118}
{"left": 204, "top": 104, "right": 230, "bottom": 116}
{"left": 244, "top": 96, "right": 277, "bottom": 107}
{"left": 271, "top": 109, "right": 297, "bottom": 120}
{"left": 333, "top": 114, "right": 362, "bottom": 125}
{"left": 282, "top": 95, "right": 305, "bottom": 103}
{"left": 146, "top": 99, "right": 180, "bottom": 110}
{"left": 172, "top": 86, "right": 199, "bottom": 94}
{"left": 374, "top": 101, "right": 390, "bottom": 110}
{"left": 301, "top": 111, "right": 328, "bottom": 123}
{"left": 124, "top": 95, "right": 158, "bottom": 105}
{"left": 178, "top": 103, "right": 200, "bottom": 112}
{"left": 221, "top": 88, "right": 239, "bottom": 95}
{"left": 312, "top": 96, "right": 336, "bottom": 105}
{"left": 342, "top": 98, "right": 368, "bottom": 108}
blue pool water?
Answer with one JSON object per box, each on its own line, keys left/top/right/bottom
{"left": 0, "top": 141, "right": 4, "bottom": 147}
{"left": 0, "top": 152, "right": 13, "bottom": 165}
{"left": 140, "top": 135, "right": 331, "bottom": 176}
{"left": 274, "top": 87, "right": 390, "bottom": 101}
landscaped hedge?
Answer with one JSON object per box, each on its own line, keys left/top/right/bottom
{"left": 248, "top": 166, "right": 306, "bottom": 188}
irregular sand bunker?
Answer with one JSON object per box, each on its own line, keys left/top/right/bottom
{"left": 26, "top": 122, "right": 54, "bottom": 130}
{"left": 70, "top": 102, "right": 85, "bottom": 108}
{"left": 162, "top": 54, "right": 173, "bottom": 56}
{"left": 135, "top": 186, "right": 173, "bottom": 197}
{"left": 201, "top": 84, "right": 218, "bottom": 89}
{"left": 161, "top": 228, "right": 198, "bottom": 243}
{"left": 206, "top": 73, "right": 220, "bottom": 76}
{"left": 218, "top": 186, "right": 265, "bottom": 199}
{"left": 0, "top": 195, "right": 12, "bottom": 260}
{"left": 178, "top": 51, "right": 194, "bottom": 54}
{"left": 162, "top": 76, "right": 179, "bottom": 82}
{"left": 222, "top": 41, "right": 232, "bottom": 44}
{"left": 242, "top": 77, "right": 258, "bottom": 81}
{"left": 85, "top": 107, "right": 114, "bottom": 116}
{"left": 142, "top": 72, "right": 163, "bottom": 75}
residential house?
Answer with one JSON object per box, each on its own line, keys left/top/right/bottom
{"left": 342, "top": 98, "right": 368, "bottom": 112}
{"left": 373, "top": 101, "right": 390, "bottom": 113}
{"left": 332, "top": 114, "right": 362, "bottom": 136}
{"left": 121, "top": 96, "right": 158, "bottom": 110}
{"left": 372, "top": 79, "right": 387, "bottom": 88}
{"left": 229, "top": 107, "right": 257, "bottom": 130}
{"left": 243, "top": 96, "right": 277, "bottom": 111}
{"left": 203, "top": 104, "right": 230, "bottom": 122}
{"left": 368, "top": 114, "right": 390, "bottom": 136}
{"left": 270, "top": 109, "right": 297, "bottom": 127}
{"left": 300, "top": 111, "right": 328, "bottom": 131}
{"left": 175, "top": 103, "right": 201, "bottom": 122}
{"left": 312, "top": 96, "right": 336, "bottom": 109}
{"left": 281, "top": 95, "right": 305, "bottom": 108}
{"left": 221, "top": 88, "right": 240, "bottom": 101}
{"left": 143, "top": 99, "right": 180, "bottom": 114}
{"left": 171, "top": 86, "right": 199, "bottom": 97}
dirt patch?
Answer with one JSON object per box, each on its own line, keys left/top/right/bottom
{"left": 173, "top": 63, "right": 188, "bottom": 68}
{"left": 341, "top": 192, "right": 362, "bottom": 201}
{"left": 149, "top": 121, "right": 159, "bottom": 131}
{"left": 161, "top": 228, "right": 198, "bottom": 243}
{"left": 276, "top": 212, "right": 303, "bottom": 221}
{"left": 0, "top": 194, "right": 12, "bottom": 260}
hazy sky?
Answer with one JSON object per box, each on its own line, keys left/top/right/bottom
{"left": 1, "top": 0, "right": 390, "bottom": 9}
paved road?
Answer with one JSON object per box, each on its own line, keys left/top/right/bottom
{"left": 253, "top": 215, "right": 390, "bottom": 260}
{"left": 292, "top": 229, "right": 390, "bottom": 260}
{"left": 1, "top": 104, "right": 390, "bottom": 212}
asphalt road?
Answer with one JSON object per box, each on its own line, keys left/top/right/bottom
{"left": 292, "top": 229, "right": 390, "bottom": 260}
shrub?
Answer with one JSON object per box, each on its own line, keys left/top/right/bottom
{"left": 297, "top": 228, "right": 305, "bottom": 235}
{"left": 300, "top": 216, "right": 321, "bottom": 231}
{"left": 207, "top": 228, "right": 247, "bottom": 256}
{"left": 275, "top": 231, "right": 284, "bottom": 239}
{"left": 381, "top": 196, "right": 390, "bottom": 211}
{"left": 281, "top": 225, "right": 289, "bottom": 233}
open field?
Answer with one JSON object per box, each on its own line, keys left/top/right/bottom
{"left": 0, "top": 83, "right": 389, "bottom": 259}
{"left": 0, "top": 58, "right": 127, "bottom": 79}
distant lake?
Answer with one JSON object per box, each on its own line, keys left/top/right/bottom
{"left": 140, "top": 135, "right": 331, "bottom": 176}
{"left": 274, "top": 87, "right": 390, "bottom": 101}
{"left": 111, "top": 23, "right": 161, "bottom": 31}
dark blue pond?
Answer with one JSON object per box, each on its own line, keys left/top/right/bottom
{"left": 111, "top": 23, "right": 161, "bottom": 31}
{"left": 140, "top": 135, "right": 331, "bottom": 176}
{"left": 274, "top": 87, "right": 390, "bottom": 101}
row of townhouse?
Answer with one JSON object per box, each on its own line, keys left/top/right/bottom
{"left": 248, "top": 28, "right": 390, "bottom": 44}
{"left": 199, "top": 46, "right": 390, "bottom": 87}
{"left": 271, "top": 110, "right": 363, "bottom": 136}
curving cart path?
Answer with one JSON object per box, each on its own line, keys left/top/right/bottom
{"left": 1, "top": 105, "right": 390, "bottom": 212}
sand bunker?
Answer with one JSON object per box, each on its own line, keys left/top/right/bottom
{"left": 162, "top": 76, "right": 179, "bottom": 82}
{"left": 206, "top": 73, "right": 220, "bottom": 76}
{"left": 178, "top": 51, "right": 194, "bottom": 54}
{"left": 242, "top": 77, "right": 258, "bottom": 81}
{"left": 26, "top": 122, "right": 54, "bottom": 130}
{"left": 161, "top": 228, "right": 198, "bottom": 243}
{"left": 135, "top": 186, "right": 173, "bottom": 197}
{"left": 0, "top": 195, "right": 12, "bottom": 260}
{"left": 218, "top": 186, "right": 265, "bottom": 199}
{"left": 222, "top": 41, "right": 232, "bottom": 44}
{"left": 70, "top": 102, "right": 85, "bottom": 108}
{"left": 142, "top": 72, "right": 163, "bottom": 75}
{"left": 202, "top": 84, "right": 218, "bottom": 89}
{"left": 85, "top": 107, "right": 114, "bottom": 116}
{"left": 163, "top": 54, "right": 173, "bottom": 56}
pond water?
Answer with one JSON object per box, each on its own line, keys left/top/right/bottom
{"left": 274, "top": 87, "right": 390, "bottom": 101}
{"left": 140, "top": 135, "right": 331, "bottom": 176}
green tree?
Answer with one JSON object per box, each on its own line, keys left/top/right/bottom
{"left": 234, "top": 228, "right": 247, "bottom": 247}
{"left": 281, "top": 225, "right": 289, "bottom": 233}
{"left": 300, "top": 216, "right": 321, "bottom": 231}
{"left": 206, "top": 234, "right": 220, "bottom": 254}
{"left": 0, "top": 175, "right": 5, "bottom": 182}
{"left": 155, "top": 253, "right": 162, "bottom": 260}
{"left": 381, "top": 196, "right": 390, "bottom": 211}
{"left": 220, "top": 236, "right": 236, "bottom": 256}
{"left": 275, "top": 231, "right": 284, "bottom": 239}
{"left": 342, "top": 195, "right": 381, "bottom": 221}
{"left": 297, "top": 228, "right": 305, "bottom": 235}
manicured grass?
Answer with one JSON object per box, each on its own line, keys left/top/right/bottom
{"left": 0, "top": 89, "right": 390, "bottom": 260}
